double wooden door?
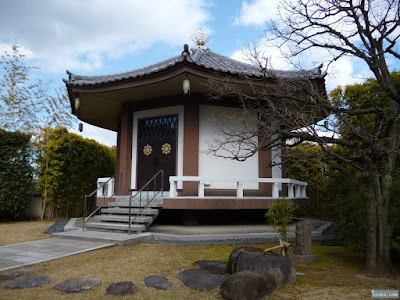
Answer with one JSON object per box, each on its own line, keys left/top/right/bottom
{"left": 137, "top": 115, "right": 177, "bottom": 191}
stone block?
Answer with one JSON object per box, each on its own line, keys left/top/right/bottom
{"left": 289, "top": 253, "right": 317, "bottom": 264}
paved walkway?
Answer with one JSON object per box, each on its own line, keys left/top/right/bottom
{"left": 0, "top": 238, "right": 115, "bottom": 272}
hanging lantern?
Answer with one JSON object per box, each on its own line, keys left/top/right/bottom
{"left": 183, "top": 79, "right": 190, "bottom": 95}
{"left": 74, "top": 97, "right": 80, "bottom": 110}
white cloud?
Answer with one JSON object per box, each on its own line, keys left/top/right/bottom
{"left": 230, "top": 35, "right": 373, "bottom": 93}
{"left": 230, "top": 39, "right": 292, "bottom": 70}
{"left": 69, "top": 122, "right": 117, "bottom": 147}
{"left": 325, "top": 58, "right": 367, "bottom": 91}
{"left": 0, "top": 0, "right": 210, "bottom": 73}
{"left": 234, "top": 0, "right": 280, "bottom": 26}
{"left": 0, "top": 42, "right": 33, "bottom": 58}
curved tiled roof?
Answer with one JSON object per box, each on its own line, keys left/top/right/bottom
{"left": 64, "top": 45, "right": 326, "bottom": 86}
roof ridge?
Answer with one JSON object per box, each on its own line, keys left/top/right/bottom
{"left": 64, "top": 45, "right": 326, "bottom": 86}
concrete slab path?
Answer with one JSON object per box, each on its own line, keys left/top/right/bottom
{"left": 52, "top": 219, "right": 332, "bottom": 245}
{"left": 0, "top": 238, "right": 115, "bottom": 272}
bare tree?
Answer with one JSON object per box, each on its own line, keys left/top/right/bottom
{"left": 209, "top": 0, "right": 399, "bottom": 275}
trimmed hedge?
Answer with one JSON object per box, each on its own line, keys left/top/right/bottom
{"left": 40, "top": 127, "right": 115, "bottom": 219}
{"left": 0, "top": 129, "right": 34, "bottom": 219}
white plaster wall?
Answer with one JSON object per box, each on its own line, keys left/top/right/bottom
{"left": 131, "top": 105, "right": 184, "bottom": 191}
{"left": 198, "top": 105, "right": 259, "bottom": 189}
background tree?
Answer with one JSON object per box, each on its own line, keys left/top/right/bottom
{"left": 209, "top": 0, "right": 399, "bottom": 275}
{"left": 0, "top": 129, "right": 34, "bottom": 219}
{"left": 40, "top": 128, "right": 115, "bottom": 219}
{"left": 286, "top": 143, "right": 332, "bottom": 218}
{"left": 0, "top": 44, "right": 76, "bottom": 220}
{"left": 0, "top": 44, "right": 74, "bottom": 134}
{"left": 287, "top": 143, "right": 367, "bottom": 250}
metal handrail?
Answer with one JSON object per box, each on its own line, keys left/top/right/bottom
{"left": 128, "top": 170, "right": 163, "bottom": 234}
{"left": 82, "top": 171, "right": 122, "bottom": 231}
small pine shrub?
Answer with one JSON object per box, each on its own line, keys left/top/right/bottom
{"left": 265, "top": 197, "right": 294, "bottom": 241}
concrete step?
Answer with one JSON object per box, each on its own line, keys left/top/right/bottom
{"left": 101, "top": 207, "right": 159, "bottom": 215}
{"left": 86, "top": 222, "right": 146, "bottom": 232}
{"left": 93, "top": 215, "right": 153, "bottom": 223}
{"left": 108, "top": 201, "right": 163, "bottom": 208}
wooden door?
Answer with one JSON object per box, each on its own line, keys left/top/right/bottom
{"left": 137, "top": 115, "right": 177, "bottom": 191}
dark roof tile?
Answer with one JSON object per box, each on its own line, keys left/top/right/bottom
{"left": 64, "top": 46, "right": 326, "bottom": 86}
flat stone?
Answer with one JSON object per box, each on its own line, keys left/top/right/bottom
{"left": 220, "top": 270, "right": 277, "bottom": 300}
{"left": 177, "top": 268, "right": 224, "bottom": 291}
{"left": 52, "top": 277, "right": 101, "bottom": 293}
{"left": 44, "top": 219, "right": 70, "bottom": 234}
{"left": 106, "top": 281, "right": 134, "bottom": 296}
{"left": 194, "top": 260, "right": 228, "bottom": 274}
{"left": 144, "top": 275, "right": 172, "bottom": 290}
{"left": 0, "top": 268, "right": 35, "bottom": 283}
{"left": 2, "top": 275, "right": 51, "bottom": 289}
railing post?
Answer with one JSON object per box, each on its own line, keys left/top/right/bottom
{"left": 295, "top": 185, "right": 301, "bottom": 198}
{"left": 96, "top": 180, "right": 102, "bottom": 197}
{"left": 272, "top": 183, "right": 279, "bottom": 198}
{"left": 300, "top": 185, "right": 307, "bottom": 198}
{"left": 288, "top": 183, "right": 294, "bottom": 198}
{"left": 83, "top": 195, "right": 87, "bottom": 231}
{"left": 236, "top": 182, "right": 244, "bottom": 198}
{"left": 118, "top": 171, "right": 122, "bottom": 195}
{"left": 128, "top": 196, "right": 132, "bottom": 235}
{"left": 198, "top": 181, "right": 205, "bottom": 197}
{"left": 107, "top": 179, "right": 114, "bottom": 197}
{"left": 154, "top": 175, "right": 157, "bottom": 203}
{"left": 146, "top": 183, "right": 149, "bottom": 206}
{"left": 161, "top": 170, "right": 164, "bottom": 194}
{"left": 170, "top": 179, "right": 177, "bottom": 197}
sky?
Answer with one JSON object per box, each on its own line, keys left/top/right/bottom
{"left": 0, "top": 0, "right": 382, "bottom": 147}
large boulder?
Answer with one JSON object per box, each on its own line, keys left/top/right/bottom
{"left": 220, "top": 270, "right": 277, "bottom": 300}
{"left": 228, "top": 247, "right": 296, "bottom": 286}
{"left": 228, "top": 247, "right": 264, "bottom": 274}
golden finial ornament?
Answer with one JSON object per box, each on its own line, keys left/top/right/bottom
{"left": 191, "top": 28, "right": 210, "bottom": 47}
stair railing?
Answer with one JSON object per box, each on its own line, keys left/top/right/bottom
{"left": 128, "top": 170, "right": 163, "bottom": 234}
{"left": 82, "top": 171, "right": 122, "bottom": 231}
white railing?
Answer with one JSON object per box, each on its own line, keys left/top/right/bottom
{"left": 96, "top": 177, "right": 115, "bottom": 197}
{"left": 169, "top": 176, "right": 307, "bottom": 199}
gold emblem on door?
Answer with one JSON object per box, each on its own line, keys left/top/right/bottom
{"left": 143, "top": 144, "right": 153, "bottom": 156}
{"left": 161, "top": 143, "right": 171, "bottom": 155}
